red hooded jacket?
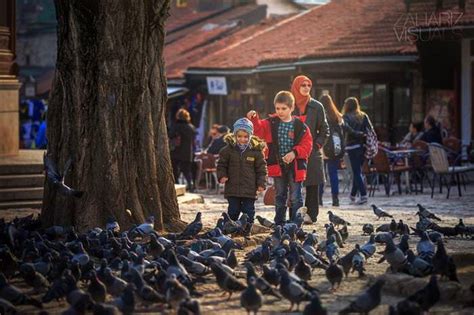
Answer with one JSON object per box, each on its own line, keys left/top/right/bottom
{"left": 250, "top": 114, "right": 313, "bottom": 182}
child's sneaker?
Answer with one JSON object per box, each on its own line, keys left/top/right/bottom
{"left": 357, "top": 195, "right": 368, "bottom": 205}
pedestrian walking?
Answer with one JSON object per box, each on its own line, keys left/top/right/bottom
{"left": 342, "top": 97, "right": 374, "bottom": 205}
{"left": 291, "top": 75, "right": 329, "bottom": 222}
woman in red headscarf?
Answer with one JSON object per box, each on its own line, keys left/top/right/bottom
{"left": 291, "top": 75, "right": 329, "bottom": 222}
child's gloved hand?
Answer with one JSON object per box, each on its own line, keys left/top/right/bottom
{"left": 219, "top": 177, "right": 228, "bottom": 184}
{"left": 257, "top": 186, "right": 265, "bottom": 193}
{"left": 282, "top": 151, "right": 296, "bottom": 164}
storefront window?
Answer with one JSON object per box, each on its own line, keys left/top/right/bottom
{"left": 360, "top": 84, "right": 374, "bottom": 119}
{"left": 393, "top": 87, "right": 411, "bottom": 141}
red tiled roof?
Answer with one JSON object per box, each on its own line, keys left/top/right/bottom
{"left": 188, "top": 0, "right": 422, "bottom": 70}
{"left": 164, "top": 4, "right": 268, "bottom": 79}
{"left": 166, "top": 3, "right": 225, "bottom": 33}
{"left": 405, "top": 0, "right": 474, "bottom": 28}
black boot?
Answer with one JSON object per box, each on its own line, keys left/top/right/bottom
{"left": 332, "top": 194, "right": 339, "bottom": 207}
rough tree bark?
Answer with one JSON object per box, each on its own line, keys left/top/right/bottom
{"left": 42, "top": 0, "right": 185, "bottom": 232}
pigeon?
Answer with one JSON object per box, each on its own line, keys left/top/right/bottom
{"left": 337, "top": 247, "right": 359, "bottom": 278}
{"left": 325, "top": 235, "right": 339, "bottom": 262}
{"left": 135, "top": 216, "right": 155, "bottom": 235}
{"left": 148, "top": 234, "right": 165, "bottom": 258}
{"left": 86, "top": 270, "right": 106, "bottom": 303}
{"left": 178, "top": 298, "right": 201, "bottom": 315}
{"left": 102, "top": 267, "right": 128, "bottom": 297}
{"left": 0, "top": 249, "right": 19, "bottom": 279}
{"left": 112, "top": 283, "right": 136, "bottom": 314}
{"left": 179, "top": 212, "right": 203, "bottom": 239}
{"left": 44, "top": 155, "right": 84, "bottom": 198}
{"left": 211, "top": 263, "right": 246, "bottom": 300}
{"left": 303, "top": 293, "right": 327, "bottom": 315}
{"left": 0, "top": 273, "right": 43, "bottom": 308}
{"left": 42, "top": 269, "right": 78, "bottom": 303}
{"left": 406, "top": 275, "right": 440, "bottom": 311}
{"left": 360, "top": 234, "right": 376, "bottom": 259}
{"left": 262, "top": 265, "right": 280, "bottom": 287}
{"left": 106, "top": 217, "right": 120, "bottom": 233}
{"left": 165, "top": 274, "right": 190, "bottom": 309}
{"left": 245, "top": 241, "right": 270, "bottom": 265}
{"left": 226, "top": 249, "right": 238, "bottom": 269}
{"left": 376, "top": 223, "right": 391, "bottom": 232}
{"left": 222, "top": 212, "right": 241, "bottom": 234}
{"left": 328, "top": 211, "right": 351, "bottom": 227}
{"left": 371, "top": 204, "right": 393, "bottom": 219}
{"left": 390, "top": 299, "right": 422, "bottom": 315}
{"left": 178, "top": 255, "right": 210, "bottom": 276}
{"left": 406, "top": 250, "right": 433, "bottom": 277}
{"left": 416, "top": 232, "right": 435, "bottom": 261}
{"left": 351, "top": 245, "right": 366, "bottom": 278}
{"left": 325, "top": 223, "right": 344, "bottom": 248}
{"left": 339, "top": 279, "right": 385, "bottom": 314}
{"left": 294, "top": 258, "right": 312, "bottom": 281}
{"left": 19, "top": 263, "right": 50, "bottom": 293}
{"left": 245, "top": 263, "right": 281, "bottom": 300}
{"left": 297, "top": 246, "right": 328, "bottom": 270}
{"left": 240, "top": 276, "right": 263, "bottom": 315}
{"left": 64, "top": 289, "right": 95, "bottom": 315}
{"left": 279, "top": 268, "right": 313, "bottom": 312}
{"left": 256, "top": 215, "right": 274, "bottom": 229}
{"left": 378, "top": 237, "right": 407, "bottom": 272}
{"left": 416, "top": 204, "right": 441, "bottom": 221}
{"left": 433, "top": 239, "right": 459, "bottom": 282}
{"left": 325, "top": 260, "right": 343, "bottom": 290}
{"left": 127, "top": 267, "right": 165, "bottom": 305}
{"left": 338, "top": 224, "right": 349, "bottom": 243}
{"left": 397, "top": 220, "right": 409, "bottom": 235}
{"left": 362, "top": 223, "right": 374, "bottom": 235}
{"left": 398, "top": 234, "right": 410, "bottom": 254}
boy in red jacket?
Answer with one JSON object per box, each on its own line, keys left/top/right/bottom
{"left": 247, "top": 91, "right": 313, "bottom": 225}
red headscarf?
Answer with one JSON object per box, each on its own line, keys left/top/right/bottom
{"left": 291, "top": 75, "right": 312, "bottom": 114}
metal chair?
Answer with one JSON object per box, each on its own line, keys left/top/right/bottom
{"left": 428, "top": 143, "right": 474, "bottom": 198}
{"left": 199, "top": 153, "right": 220, "bottom": 194}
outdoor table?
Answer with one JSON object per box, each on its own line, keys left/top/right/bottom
{"left": 387, "top": 148, "right": 423, "bottom": 193}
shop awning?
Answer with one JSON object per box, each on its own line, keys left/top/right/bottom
{"left": 167, "top": 86, "right": 188, "bottom": 99}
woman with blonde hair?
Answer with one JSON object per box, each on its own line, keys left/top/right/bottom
{"left": 342, "top": 97, "right": 374, "bottom": 205}
{"left": 319, "top": 94, "right": 364, "bottom": 206}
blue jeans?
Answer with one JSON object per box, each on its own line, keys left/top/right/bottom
{"left": 347, "top": 147, "right": 367, "bottom": 197}
{"left": 273, "top": 169, "right": 303, "bottom": 225}
{"left": 320, "top": 159, "right": 340, "bottom": 196}
{"left": 227, "top": 197, "right": 255, "bottom": 223}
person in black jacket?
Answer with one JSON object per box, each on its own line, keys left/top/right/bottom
{"left": 169, "top": 109, "right": 197, "bottom": 191}
{"left": 319, "top": 94, "right": 364, "bottom": 207}
{"left": 420, "top": 115, "right": 442, "bottom": 144}
{"left": 291, "top": 75, "right": 329, "bottom": 223}
{"left": 343, "top": 97, "right": 374, "bottom": 205}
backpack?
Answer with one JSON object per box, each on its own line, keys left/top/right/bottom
{"left": 323, "top": 123, "right": 345, "bottom": 160}
{"left": 363, "top": 116, "right": 378, "bottom": 159}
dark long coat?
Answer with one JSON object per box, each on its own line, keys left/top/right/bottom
{"left": 295, "top": 98, "right": 330, "bottom": 186}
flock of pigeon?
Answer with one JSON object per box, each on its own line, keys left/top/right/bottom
{"left": 0, "top": 202, "right": 473, "bottom": 314}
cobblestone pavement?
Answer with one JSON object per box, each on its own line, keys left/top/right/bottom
{"left": 4, "top": 184, "right": 474, "bottom": 314}
{"left": 177, "top": 185, "right": 474, "bottom": 314}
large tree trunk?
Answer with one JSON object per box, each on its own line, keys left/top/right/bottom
{"left": 42, "top": 0, "right": 184, "bottom": 232}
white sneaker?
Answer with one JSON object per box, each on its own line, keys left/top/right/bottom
{"left": 349, "top": 195, "right": 357, "bottom": 205}
{"left": 357, "top": 196, "right": 368, "bottom": 205}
